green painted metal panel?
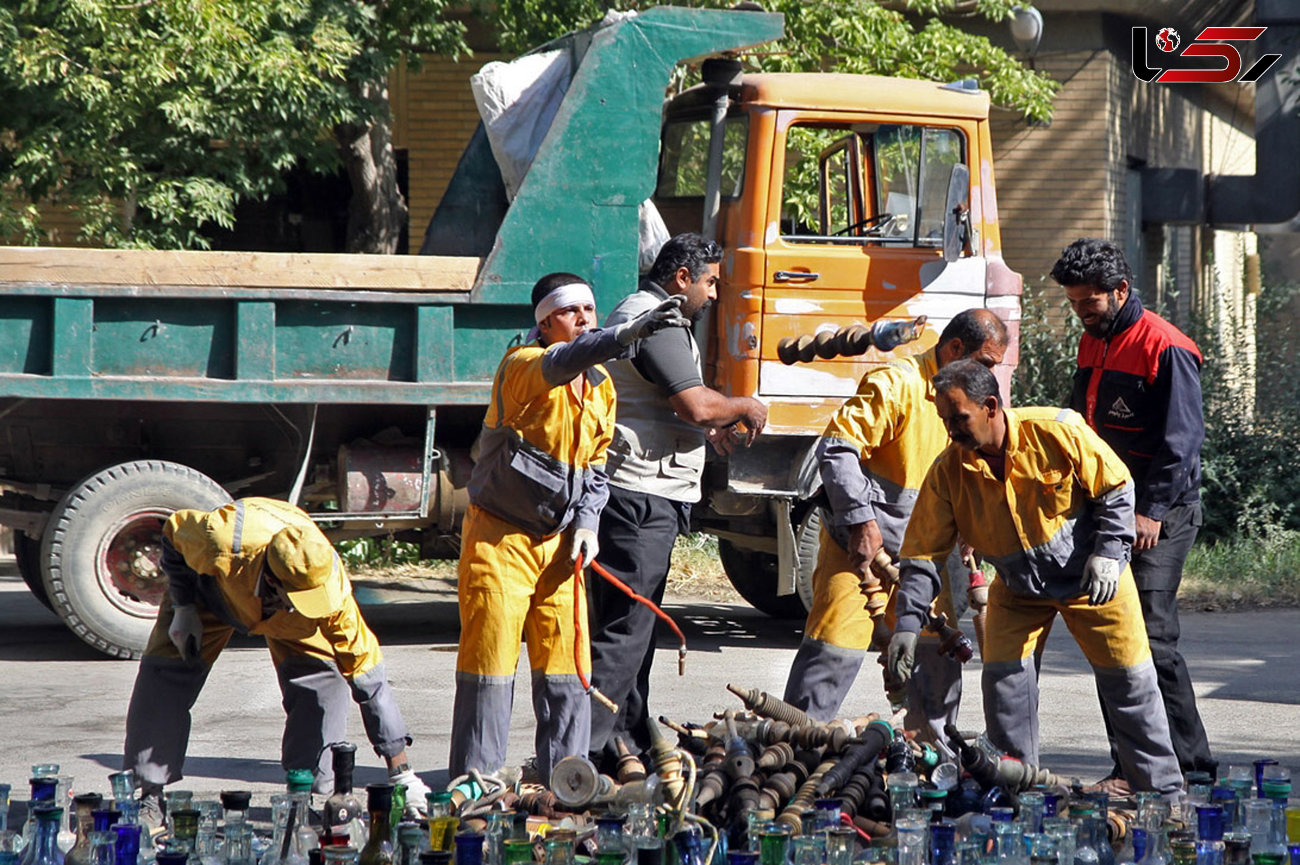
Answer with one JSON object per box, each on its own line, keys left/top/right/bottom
{"left": 274, "top": 300, "right": 416, "bottom": 382}
{"left": 93, "top": 299, "right": 234, "bottom": 378}
{"left": 475, "top": 6, "right": 784, "bottom": 312}
{"left": 414, "top": 305, "right": 455, "bottom": 382}
{"left": 236, "top": 301, "right": 276, "bottom": 381}
{"left": 450, "top": 304, "right": 533, "bottom": 381}
{"left": 0, "top": 374, "right": 492, "bottom": 404}
{"left": 51, "top": 298, "right": 94, "bottom": 378}
{"left": 0, "top": 297, "right": 51, "bottom": 375}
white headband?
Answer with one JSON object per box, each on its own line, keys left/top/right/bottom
{"left": 534, "top": 282, "right": 596, "bottom": 325}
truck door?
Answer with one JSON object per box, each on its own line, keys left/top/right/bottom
{"left": 760, "top": 113, "right": 984, "bottom": 424}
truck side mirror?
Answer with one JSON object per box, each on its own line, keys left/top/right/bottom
{"left": 943, "top": 163, "right": 972, "bottom": 263}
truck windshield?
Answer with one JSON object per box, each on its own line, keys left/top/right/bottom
{"left": 780, "top": 121, "right": 965, "bottom": 246}
{"left": 656, "top": 115, "right": 749, "bottom": 199}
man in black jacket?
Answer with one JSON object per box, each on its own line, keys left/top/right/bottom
{"left": 1051, "top": 238, "right": 1215, "bottom": 790}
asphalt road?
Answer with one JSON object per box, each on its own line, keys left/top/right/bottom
{"left": 1, "top": 562, "right": 1296, "bottom": 809}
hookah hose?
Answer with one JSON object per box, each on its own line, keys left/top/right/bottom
{"left": 573, "top": 553, "right": 690, "bottom": 713}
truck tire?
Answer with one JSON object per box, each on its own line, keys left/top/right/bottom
{"left": 41, "top": 460, "right": 231, "bottom": 659}
{"left": 14, "top": 530, "right": 54, "bottom": 612}
{"left": 718, "top": 508, "right": 821, "bottom": 619}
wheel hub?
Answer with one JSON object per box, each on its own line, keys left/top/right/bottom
{"left": 97, "top": 510, "right": 171, "bottom": 615}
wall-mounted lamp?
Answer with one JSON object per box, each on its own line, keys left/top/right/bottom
{"left": 1010, "top": 6, "right": 1043, "bottom": 58}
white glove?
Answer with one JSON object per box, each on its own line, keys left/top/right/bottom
{"left": 167, "top": 603, "right": 203, "bottom": 662}
{"left": 613, "top": 295, "right": 688, "bottom": 346}
{"left": 886, "top": 630, "right": 918, "bottom": 685}
{"left": 390, "top": 768, "right": 431, "bottom": 818}
{"left": 571, "top": 527, "right": 599, "bottom": 564}
{"left": 1082, "top": 555, "right": 1121, "bottom": 606}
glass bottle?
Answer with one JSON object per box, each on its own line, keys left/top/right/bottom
{"left": 1043, "top": 818, "right": 1077, "bottom": 865}
{"left": 322, "top": 850, "right": 359, "bottom": 865}
{"left": 112, "top": 824, "right": 141, "bottom": 865}
{"left": 193, "top": 803, "right": 221, "bottom": 865}
{"left": 358, "top": 786, "right": 395, "bottom": 865}
{"left": 106, "top": 776, "right": 135, "bottom": 812}
{"left": 896, "top": 810, "right": 929, "bottom": 865}
{"left": 889, "top": 774, "right": 920, "bottom": 821}
{"left": 170, "top": 811, "right": 200, "bottom": 859}
{"left": 396, "top": 826, "right": 424, "bottom": 865}
{"left": 727, "top": 855, "right": 758, "bottom": 865}
{"left": 163, "top": 794, "right": 194, "bottom": 843}
{"left": 286, "top": 828, "right": 319, "bottom": 865}
{"left": 1030, "top": 835, "right": 1058, "bottom": 865}
{"left": 426, "top": 795, "right": 457, "bottom": 855}
{"left": 324, "top": 748, "right": 367, "bottom": 849}
{"left": 595, "top": 816, "right": 626, "bottom": 864}
{"left": 757, "top": 826, "right": 790, "bottom": 865}
{"left": 21, "top": 808, "right": 64, "bottom": 865}
{"left": 1072, "top": 806, "right": 1102, "bottom": 865}
{"left": 930, "top": 821, "right": 957, "bottom": 865}
{"left": 502, "top": 841, "right": 532, "bottom": 865}
{"left": 155, "top": 845, "right": 191, "bottom": 865}
{"left": 1170, "top": 833, "right": 1197, "bottom": 865}
{"left": 675, "top": 829, "right": 709, "bottom": 865}
{"left": 456, "top": 835, "right": 485, "bottom": 865}
{"left": 1198, "top": 806, "right": 1226, "bottom": 865}
{"left": 1020, "top": 793, "right": 1046, "bottom": 836}
{"left": 24, "top": 779, "right": 61, "bottom": 848}
{"left": 87, "top": 833, "right": 114, "bottom": 865}
{"left": 420, "top": 853, "right": 452, "bottom": 865}
{"left": 67, "top": 795, "right": 105, "bottom": 865}
{"left": 538, "top": 833, "right": 568, "bottom": 865}
{"left": 993, "top": 821, "right": 1027, "bottom": 865}
{"left": 0, "top": 785, "right": 11, "bottom": 834}
{"left": 1223, "top": 834, "right": 1251, "bottom": 865}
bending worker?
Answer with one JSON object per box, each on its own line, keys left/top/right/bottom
{"left": 588, "top": 233, "right": 767, "bottom": 773}
{"left": 1052, "top": 238, "right": 1215, "bottom": 789}
{"left": 123, "top": 496, "right": 429, "bottom": 806}
{"left": 449, "top": 271, "right": 687, "bottom": 782}
{"left": 782, "top": 309, "right": 1007, "bottom": 745}
{"left": 888, "top": 360, "right": 1183, "bottom": 795}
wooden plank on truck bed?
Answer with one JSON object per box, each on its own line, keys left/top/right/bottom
{"left": 0, "top": 247, "right": 481, "bottom": 293}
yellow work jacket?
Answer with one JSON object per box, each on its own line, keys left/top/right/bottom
{"left": 896, "top": 407, "right": 1135, "bottom": 630}
{"left": 164, "top": 497, "right": 382, "bottom": 678}
{"left": 817, "top": 351, "right": 946, "bottom": 553}
{"left": 467, "top": 337, "right": 617, "bottom": 539}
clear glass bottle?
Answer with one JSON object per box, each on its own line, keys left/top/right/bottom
{"left": 324, "top": 748, "right": 367, "bottom": 849}
{"left": 193, "top": 803, "right": 221, "bottom": 865}
{"left": 896, "top": 810, "right": 929, "bottom": 865}
{"left": 20, "top": 807, "right": 64, "bottom": 865}
{"left": 87, "top": 832, "right": 114, "bottom": 865}
{"left": 107, "top": 776, "right": 136, "bottom": 811}
{"left": 358, "top": 786, "right": 395, "bottom": 865}
{"left": 889, "top": 774, "right": 920, "bottom": 821}
{"left": 825, "top": 828, "right": 854, "bottom": 865}
{"left": 396, "top": 826, "right": 424, "bottom": 865}
{"left": 322, "top": 850, "right": 359, "bottom": 865}
{"left": 163, "top": 794, "right": 194, "bottom": 843}
{"left": 1019, "top": 793, "right": 1046, "bottom": 836}
{"left": 538, "top": 834, "right": 568, "bottom": 865}
{"left": 285, "top": 828, "right": 318, "bottom": 865}
{"left": 0, "top": 784, "right": 11, "bottom": 834}
{"left": 594, "top": 816, "right": 626, "bottom": 864}
{"left": 993, "top": 820, "right": 1027, "bottom": 865}
{"left": 426, "top": 795, "right": 457, "bottom": 855}
{"left": 1223, "top": 834, "right": 1251, "bottom": 865}
{"left": 169, "top": 811, "right": 200, "bottom": 859}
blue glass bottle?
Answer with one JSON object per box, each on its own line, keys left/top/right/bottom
{"left": 455, "top": 833, "right": 485, "bottom": 865}
{"left": 1196, "top": 806, "right": 1225, "bottom": 865}
{"left": 20, "top": 807, "right": 64, "bottom": 865}
{"left": 930, "top": 820, "right": 957, "bottom": 865}
{"left": 112, "top": 823, "right": 141, "bottom": 865}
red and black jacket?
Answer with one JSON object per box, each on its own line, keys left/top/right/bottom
{"left": 1070, "top": 293, "right": 1203, "bottom": 520}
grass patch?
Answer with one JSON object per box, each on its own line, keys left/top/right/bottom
{"left": 1180, "top": 529, "right": 1300, "bottom": 609}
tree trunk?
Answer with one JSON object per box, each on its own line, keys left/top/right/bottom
{"left": 336, "top": 79, "right": 407, "bottom": 254}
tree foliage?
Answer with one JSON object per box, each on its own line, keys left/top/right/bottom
{"left": 483, "top": 0, "right": 1058, "bottom": 122}
{"left": 0, "top": 0, "right": 465, "bottom": 249}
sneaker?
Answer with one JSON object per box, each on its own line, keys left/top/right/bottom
{"left": 1083, "top": 773, "right": 1132, "bottom": 797}
{"left": 137, "top": 791, "right": 165, "bottom": 837}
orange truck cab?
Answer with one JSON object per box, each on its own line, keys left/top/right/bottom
{"left": 653, "top": 70, "right": 1021, "bottom": 614}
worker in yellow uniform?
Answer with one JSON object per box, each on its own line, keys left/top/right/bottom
{"left": 450, "top": 272, "right": 687, "bottom": 782}
{"left": 122, "top": 496, "right": 428, "bottom": 808}
{"left": 783, "top": 309, "right": 1007, "bottom": 749}
{"left": 889, "top": 359, "right": 1182, "bottom": 795}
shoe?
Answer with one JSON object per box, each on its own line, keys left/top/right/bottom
{"left": 137, "top": 791, "right": 165, "bottom": 837}
{"left": 1083, "top": 773, "right": 1132, "bottom": 797}
{"left": 519, "top": 756, "right": 543, "bottom": 786}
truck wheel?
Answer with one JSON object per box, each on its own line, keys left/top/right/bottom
{"left": 718, "top": 509, "right": 820, "bottom": 619}
{"left": 41, "top": 460, "right": 231, "bottom": 659}
{"left": 14, "top": 530, "right": 54, "bottom": 612}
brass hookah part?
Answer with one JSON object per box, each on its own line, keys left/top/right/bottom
{"left": 694, "top": 740, "right": 730, "bottom": 810}
{"left": 726, "top": 684, "right": 814, "bottom": 727}
{"left": 756, "top": 741, "right": 796, "bottom": 772}
{"left": 646, "top": 716, "right": 689, "bottom": 813}
{"left": 775, "top": 759, "right": 837, "bottom": 830}
{"left": 776, "top": 316, "right": 928, "bottom": 365}
{"left": 613, "top": 737, "right": 647, "bottom": 784}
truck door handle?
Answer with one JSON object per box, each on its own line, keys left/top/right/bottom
{"left": 773, "top": 270, "right": 820, "bottom": 282}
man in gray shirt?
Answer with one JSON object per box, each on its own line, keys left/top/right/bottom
{"left": 588, "top": 233, "right": 767, "bottom": 771}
